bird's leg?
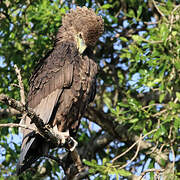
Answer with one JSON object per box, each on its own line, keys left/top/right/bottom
{"left": 53, "top": 125, "right": 78, "bottom": 151}
{"left": 53, "top": 125, "right": 69, "bottom": 144}
{"left": 67, "top": 136, "right": 78, "bottom": 152}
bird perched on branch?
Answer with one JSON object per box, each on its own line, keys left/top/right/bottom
{"left": 16, "top": 6, "right": 104, "bottom": 174}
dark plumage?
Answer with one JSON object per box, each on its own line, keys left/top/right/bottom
{"left": 16, "top": 6, "right": 104, "bottom": 174}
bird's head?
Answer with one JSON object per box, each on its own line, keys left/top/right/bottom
{"left": 62, "top": 6, "right": 104, "bottom": 54}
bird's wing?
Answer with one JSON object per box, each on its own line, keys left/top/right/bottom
{"left": 16, "top": 42, "right": 77, "bottom": 174}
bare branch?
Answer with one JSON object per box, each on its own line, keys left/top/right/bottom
{"left": 14, "top": 64, "right": 28, "bottom": 133}
{"left": 170, "top": 146, "right": 175, "bottom": 176}
{"left": 139, "top": 168, "right": 164, "bottom": 180}
{"left": 112, "top": 129, "right": 158, "bottom": 163}
{"left": 0, "top": 93, "right": 64, "bottom": 146}
{"left": 14, "top": 64, "right": 25, "bottom": 105}
{"left": 152, "top": 0, "right": 168, "bottom": 22}
{"left": 0, "top": 123, "right": 37, "bottom": 132}
{"left": 112, "top": 134, "right": 142, "bottom": 169}
{"left": 0, "top": 108, "right": 20, "bottom": 119}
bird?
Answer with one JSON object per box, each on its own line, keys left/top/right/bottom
{"left": 16, "top": 6, "right": 104, "bottom": 175}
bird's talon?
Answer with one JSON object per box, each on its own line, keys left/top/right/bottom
{"left": 61, "top": 138, "right": 66, "bottom": 144}
{"left": 68, "top": 137, "right": 78, "bottom": 151}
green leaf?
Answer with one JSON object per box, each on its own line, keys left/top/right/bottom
{"left": 101, "top": 4, "right": 113, "bottom": 9}
{"left": 160, "top": 158, "right": 166, "bottom": 166}
{"left": 103, "top": 95, "right": 112, "bottom": 108}
{"left": 132, "top": 35, "right": 143, "bottom": 42}
{"left": 160, "top": 23, "right": 169, "bottom": 43}
{"left": 6, "top": 154, "right": 11, "bottom": 162}
{"left": 174, "top": 117, "right": 180, "bottom": 129}
{"left": 120, "top": 37, "right": 128, "bottom": 42}
{"left": 159, "top": 93, "right": 165, "bottom": 103}
{"left": 117, "top": 169, "right": 131, "bottom": 177}
{"left": 129, "top": 118, "right": 139, "bottom": 123}
{"left": 118, "top": 102, "right": 129, "bottom": 108}
{"left": 160, "top": 125, "right": 166, "bottom": 135}
{"left": 137, "top": 6, "right": 142, "bottom": 19}
{"left": 176, "top": 92, "right": 180, "bottom": 101}
{"left": 174, "top": 61, "right": 180, "bottom": 70}
{"left": 127, "top": 9, "right": 135, "bottom": 18}
{"left": 147, "top": 78, "right": 161, "bottom": 87}
{"left": 172, "top": 31, "right": 177, "bottom": 37}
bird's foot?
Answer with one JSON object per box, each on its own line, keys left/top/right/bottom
{"left": 53, "top": 125, "right": 78, "bottom": 151}
{"left": 53, "top": 125, "right": 69, "bottom": 144}
{"left": 67, "top": 137, "right": 78, "bottom": 151}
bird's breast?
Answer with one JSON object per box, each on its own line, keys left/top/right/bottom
{"left": 72, "top": 55, "right": 97, "bottom": 102}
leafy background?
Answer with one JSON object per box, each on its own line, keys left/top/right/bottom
{"left": 0, "top": 0, "right": 180, "bottom": 179}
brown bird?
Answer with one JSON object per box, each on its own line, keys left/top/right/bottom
{"left": 16, "top": 6, "right": 104, "bottom": 174}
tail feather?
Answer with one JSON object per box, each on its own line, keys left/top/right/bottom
{"left": 16, "top": 135, "right": 50, "bottom": 175}
{"left": 16, "top": 154, "right": 40, "bottom": 175}
{"left": 16, "top": 137, "right": 38, "bottom": 175}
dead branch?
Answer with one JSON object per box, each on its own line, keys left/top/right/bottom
{"left": 112, "top": 129, "right": 158, "bottom": 163}
{"left": 152, "top": 0, "right": 168, "bottom": 23}
{"left": 139, "top": 168, "right": 164, "bottom": 180}
{"left": 113, "top": 134, "right": 142, "bottom": 169}
{"left": 0, "top": 108, "right": 20, "bottom": 119}
{"left": 14, "top": 64, "right": 25, "bottom": 105}
{"left": 0, "top": 93, "right": 65, "bottom": 146}
{"left": 14, "top": 64, "right": 27, "bottom": 133}
{"left": 0, "top": 123, "right": 37, "bottom": 132}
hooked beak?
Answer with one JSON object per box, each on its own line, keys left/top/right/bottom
{"left": 76, "top": 34, "right": 87, "bottom": 54}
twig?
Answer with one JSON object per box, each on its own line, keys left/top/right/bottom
{"left": 159, "top": 144, "right": 165, "bottom": 153}
{"left": 112, "top": 134, "right": 142, "bottom": 169}
{"left": 139, "top": 168, "right": 164, "bottom": 180}
{"left": 142, "top": 103, "right": 165, "bottom": 110}
{"left": 146, "top": 141, "right": 159, "bottom": 155}
{"left": 170, "top": 146, "right": 175, "bottom": 176}
{"left": 115, "top": 8, "right": 121, "bottom": 18}
{"left": 144, "top": 21, "right": 159, "bottom": 25}
{"left": 151, "top": 109, "right": 167, "bottom": 117}
{"left": 168, "top": 4, "right": 180, "bottom": 42}
{"left": 0, "top": 123, "right": 37, "bottom": 132}
{"left": 10, "top": 83, "right": 20, "bottom": 88}
{"left": 0, "top": 93, "right": 63, "bottom": 146}
{"left": 0, "top": 65, "right": 26, "bottom": 120}
{"left": 14, "top": 64, "right": 27, "bottom": 133}
{"left": 14, "top": 65, "right": 25, "bottom": 105}
{"left": 112, "top": 129, "right": 158, "bottom": 163}
{"left": 0, "top": 108, "right": 20, "bottom": 119}
{"left": 141, "top": 37, "right": 170, "bottom": 44}
{"left": 152, "top": 0, "right": 168, "bottom": 22}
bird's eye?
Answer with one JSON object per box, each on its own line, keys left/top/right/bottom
{"left": 79, "top": 33, "right": 82, "bottom": 39}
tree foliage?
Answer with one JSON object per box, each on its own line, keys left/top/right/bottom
{"left": 0, "top": 0, "right": 180, "bottom": 179}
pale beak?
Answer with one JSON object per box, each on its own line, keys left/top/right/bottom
{"left": 77, "top": 35, "right": 87, "bottom": 54}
